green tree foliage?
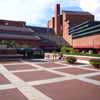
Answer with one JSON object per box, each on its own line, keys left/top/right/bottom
{"left": 61, "top": 46, "right": 75, "bottom": 54}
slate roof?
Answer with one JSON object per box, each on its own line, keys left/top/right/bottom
{"left": 0, "top": 25, "right": 40, "bottom": 40}
{"left": 0, "top": 33, "right": 40, "bottom": 40}
{"left": 28, "top": 26, "right": 54, "bottom": 33}
{"left": 0, "top": 25, "right": 34, "bottom": 32}
{"left": 63, "top": 10, "right": 93, "bottom": 15}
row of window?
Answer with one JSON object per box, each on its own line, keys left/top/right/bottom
{"left": 69, "top": 21, "right": 100, "bottom": 39}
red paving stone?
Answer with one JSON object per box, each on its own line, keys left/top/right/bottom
{"left": 0, "top": 74, "right": 10, "bottom": 85}
{"left": 34, "top": 79, "right": 100, "bottom": 100}
{"left": 38, "top": 62, "right": 66, "bottom": 68}
{"left": 61, "top": 61, "right": 87, "bottom": 65}
{"left": 88, "top": 75, "right": 100, "bottom": 81}
{"left": 14, "top": 70, "right": 63, "bottom": 82}
{"left": 0, "top": 60, "right": 21, "bottom": 64}
{"left": 55, "top": 68, "right": 96, "bottom": 75}
{"left": 4, "top": 64, "right": 37, "bottom": 71}
{"left": 0, "top": 88, "right": 28, "bottom": 100}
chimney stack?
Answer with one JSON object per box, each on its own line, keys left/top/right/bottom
{"left": 55, "top": 4, "right": 61, "bottom": 35}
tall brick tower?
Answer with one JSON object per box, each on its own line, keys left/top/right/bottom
{"left": 55, "top": 4, "right": 61, "bottom": 35}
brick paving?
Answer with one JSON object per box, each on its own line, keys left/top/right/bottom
{"left": 0, "top": 60, "right": 22, "bottom": 64}
{"left": 4, "top": 64, "right": 37, "bottom": 71}
{"left": 61, "top": 61, "right": 87, "bottom": 65}
{"left": 0, "top": 59, "right": 100, "bottom": 100}
{"left": 88, "top": 75, "right": 100, "bottom": 81}
{"left": 34, "top": 79, "right": 100, "bottom": 100}
{"left": 14, "top": 70, "right": 63, "bottom": 82}
{"left": 37, "top": 62, "right": 66, "bottom": 68}
{"left": 0, "top": 88, "right": 28, "bottom": 100}
{"left": 55, "top": 68, "right": 97, "bottom": 75}
{"left": 0, "top": 74, "right": 10, "bottom": 85}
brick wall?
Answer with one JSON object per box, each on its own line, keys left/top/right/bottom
{"left": 16, "top": 40, "right": 40, "bottom": 48}
{"left": 55, "top": 4, "right": 61, "bottom": 35}
{"left": 62, "top": 13, "right": 72, "bottom": 46}
{"left": 0, "top": 20, "right": 26, "bottom": 27}
{"left": 48, "top": 17, "right": 55, "bottom": 29}
{"left": 73, "top": 34, "right": 100, "bottom": 49}
{"left": 64, "top": 13, "right": 94, "bottom": 27}
{"left": 62, "top": 12, "right": 94, "bottom": 46}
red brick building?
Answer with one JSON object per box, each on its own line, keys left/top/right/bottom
{"left": 48, "top": 4, "right": 100, "bottom": 53}
{"left": 1, "top": 4, "right": 100, "bottom": 53}
{"left": 0, "top": 19, "right": 67, "bottom": 50}
{"left": 0, "top": 19, "right": 41, "bottom": 48}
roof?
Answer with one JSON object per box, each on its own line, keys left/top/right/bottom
{"left": 0, "top": 25, "right": 34, "bottom": 32}
{"left": 63, "top": 10, "right": 93, "bottom": 15}
{"left": 28, "top": 26, "right": 53, "bottom": 33}
{"left": 0, "top": 33, "right": 40, "bottom": 40}
{"left": 0, "top": 19, "right": 25, "bottom": 23}
{"left": 0, "top": 25, "right": 40, "bottom": 40}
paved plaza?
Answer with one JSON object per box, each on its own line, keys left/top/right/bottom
{"left": 0, "top": 59, "right": 100, "bottom": 100}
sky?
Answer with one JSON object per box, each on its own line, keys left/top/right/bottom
{"left": 0, "top": 0, "right": 99, "bottom": 27}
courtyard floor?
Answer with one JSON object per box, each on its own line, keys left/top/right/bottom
{"left": 0, "top": 59, "right": 100, "bottom": 100}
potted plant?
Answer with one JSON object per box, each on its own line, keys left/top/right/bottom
{"left": 65, "top": 56, "right": 77, "bottom": 64}
{"left": 89, "top": 59, "right": 100, "bottom": 68}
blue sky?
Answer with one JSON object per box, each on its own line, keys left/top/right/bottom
{"left": 0, "top": 0, "right": 99, "bottom": 27}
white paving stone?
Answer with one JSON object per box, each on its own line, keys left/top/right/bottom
{"left": 0, "top": 59, "right": 100, "bottom": 100}
{"left": 0, "top": 84, "right": 15, "bottom": 90}
{"left": 11, "top": 69, "right": 42, "bottom": 73}
{"left": 79, "top": 77, "right": 100, "bottom": 85}
{"left": 28, "top": 76, "right": 76, "bottom": 86}
{"left": 0, "top": 64, "right": 53, "bottom": 100}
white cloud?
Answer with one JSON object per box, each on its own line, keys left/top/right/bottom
{"left": 0, "top": 0, "right": 99, "bottom": 27}
{"left": 78, "top": 0, "right": 100, "bottom": 21}
{"left": 0, "top": 0, "right": 54, "bottom": 26}
{"left": 0, "top": 0, "right": 80, "bottom": 27}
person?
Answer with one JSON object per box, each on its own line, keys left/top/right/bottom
{"left": 52, "top": 52, "right": 58, "bottom": 61}
{"left": 59, "top": 53, "right": 63, "bottom": 60}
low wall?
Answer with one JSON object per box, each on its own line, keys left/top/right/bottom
{"left": 45, "top": 53, "right": 100, "bottom": 61}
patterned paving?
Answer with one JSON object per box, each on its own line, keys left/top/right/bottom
{"left": 37, "top": 62, "right": 66, "bottom": 68}
{"left": 88, "top": 75, "right": 100, "bottom": 81}
{"left": 0, "top": 88, "right": 28, "bottom": 100}
{"left": 55, "top": 68, "right": 96, "bottom": 75}
{"left": 34, "top": 79, "right": 100, "bottom": 100}
{"left": 4, "top": 64, "right": 37, "bottom": 71}
{"left": 14, "top": 70, "right": 63, "bottom": 82}
{"left": 0, "top": 59, "right": 100, "bottom": 100}
{"left": 0, "top": 74, "right": 10, "bottom": 85}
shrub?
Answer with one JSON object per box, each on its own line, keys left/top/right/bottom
{"left": 89, "top": 59, "right": 100, "bottom": 68}
{"left": 65, "top": 56, "right": 77, "bottom": 64}
{"left": 61, "top": 46, "right": 75, "bottom": 54}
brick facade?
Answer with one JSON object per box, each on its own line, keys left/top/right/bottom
{"left": 48, "top": 17, "right": 55, "bottom": 29}
{"left": 47, "top": 4, "right": 100, "bottom": 53}
{"left": 62, "top": 11, "right": 94, "bottom": 46}
{"left": 62, "top": 13, "right": 72, "bottom": 46}
{"left": 73, "top": 34, "right": 100, "bottom": 49}
{"left": 0, "top": 20, "right": 25, "bottom": 27}
{"left": 55, "top": 4, "right": 61, "bottom": 35}
{"left": 15, "top": 40, "right": 40, "bottom": 48}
